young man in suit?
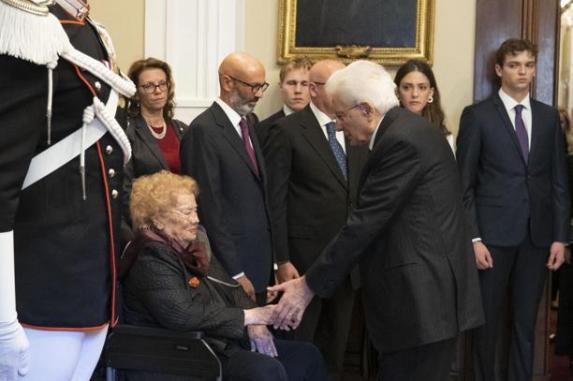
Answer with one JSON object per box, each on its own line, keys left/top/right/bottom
{"left": 180, "top": 52, "right": 272, "bottom": 305}
{"left": 456, "top": 38, "right": 570, "bottom": 381}
{"left": 269, "top": 60, "right": 484, "bottom": 381}
{"left": 256, "top": 57, "right": 312, "bottom": 147}
{"left": 262, "top": 59, "right": 368, "bottom": 379}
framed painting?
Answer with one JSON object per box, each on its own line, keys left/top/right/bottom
{"left": 278, "top": 0, "right": 435, "bottom": 66}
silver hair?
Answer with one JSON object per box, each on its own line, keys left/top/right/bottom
{"left": 325, "top": 60, "right": 399, "bottom": 115}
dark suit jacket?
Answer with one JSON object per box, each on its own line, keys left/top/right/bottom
{"left": 123, "top": 227, "right": 255, "bottom": 371}
{"left": 305, "top": 107, "right": 484, "bottom": 353}
{"left": 263, "top": 105, "right": 368, "bottom": 283}
{"left": 122, "top": 115, "right": 188, "bottom": 224}
{"left": 180, "top": 102, "right": 273, "bottom": 292}
{"left": 5, "top": 6, "right": 125, "bottom": 327}
{"left": 255, "top": 109, "right": 285, "bottom": 149}
{"left": 457, "top": 94, "right": 570, "bottom": 247}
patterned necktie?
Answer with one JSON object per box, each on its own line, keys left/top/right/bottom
{"left": 239, "top": 117, "right": 259, "bottom": 174}
{"left": 325, "top": 122, "right": 347, "bottom": 179}
{"left": 514, "top": 105, "right": 529, "bottom": 162}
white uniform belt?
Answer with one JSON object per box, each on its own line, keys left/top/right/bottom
{"left": 22, "top": 90, "right": 119, "bottom": 190}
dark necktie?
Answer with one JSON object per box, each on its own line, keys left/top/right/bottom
{"left": 514, "top": 104, "right": 529, "bottom": 162}
{"left": 239, "top": 117, "right": 259, "bottom": 174}
{"left": 325, "top": 122, "right": 347, "bottom": 179}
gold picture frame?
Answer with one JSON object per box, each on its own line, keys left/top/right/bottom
{"left": 278, "top": 0, "right": 435, "bottom": 66}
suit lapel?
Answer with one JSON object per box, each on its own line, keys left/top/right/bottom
{"left": 357, "top": 107, "right": 402, "bottom": 191}
{"left": 133, "top": 116, "right": 169, "bottom": 169}
{"left": 492, "top": 95, "right": 527, "bottom": 167}
{"left": 249, "top": 120, "right": 266, "bottom": 182}
{"left": 528, "top": 100, "right": 541, "bottom": 164}
{"left": 211, "top": 103, "right": 261, "bottom": 179}
{"left": 299, "top": 107, "right": 347, "bottom": 187}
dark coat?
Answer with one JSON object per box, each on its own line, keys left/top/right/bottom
{"left": 255, "top": 109, "right": 285, "bottom": 149}
{"left": 0, "top": 6, "right": 124, "bottom": 328}
{"left": 122, "top": 229, "right": 256, "bottom": 381}
{"left": 122, "top": 115, "right": 187, "bottom": 225}
{"left": 123, "top": 229, "right": 255, "bottom": 345}
{"left": 457, "top": 94, "right": 570, "bottom": 247}
{"left": 262, "top": 105, "right": 368, "bottom": 279}
{"left": 305, "top": 107, "right": 484, "bottom": 353}
{"left": 180, "top": 102, "right": 273, "bottom": 292}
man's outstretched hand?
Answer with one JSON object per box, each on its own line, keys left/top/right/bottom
{"left": 267, "top": 276, "right": 314, "bottom": 331}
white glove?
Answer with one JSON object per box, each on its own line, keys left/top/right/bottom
{"left": 0, "top": 231, "right": 30, "bottom": 379}
{"left": 0, "top": 320, "right": 29, "bottom": 380}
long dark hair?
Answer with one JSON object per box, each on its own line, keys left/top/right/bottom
{"left": 394, "top": 59, "right": 449, "bottom": 135}
{"left": 127, "top": 57, "right": 176, "bottom": 120}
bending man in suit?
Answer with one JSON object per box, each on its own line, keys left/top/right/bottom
{"left": 180, "top": 52, "right": 272, "bottom": 304}
{"left": 256, "top": 56, "right": 312, "bottom": 147}
{"left": 457, "top": 38, "right": 570, "bottom": 381}
{"left": 262, "top": 59, "right": 368, "bottom": 379}
{"left": 269, "top": 60, "right": 484, "bottom": 381}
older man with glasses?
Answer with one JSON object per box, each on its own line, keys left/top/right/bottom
{"left": 180, "top": 52, "right": 273, "bottom": 306}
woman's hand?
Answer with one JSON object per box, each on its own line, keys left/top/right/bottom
{"left": 247, "top": 325, "right": 278, "bottom": 357}
{"left": 243, "top": 304, "right": 276, "bottom": 326}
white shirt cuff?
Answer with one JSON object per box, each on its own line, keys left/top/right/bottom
{"left": 232, "top": 272, "right": 245, "bottom": 280}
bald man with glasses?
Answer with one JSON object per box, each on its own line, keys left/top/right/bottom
{"left": 180, "top": 52, "right": 274, "bottom": 305}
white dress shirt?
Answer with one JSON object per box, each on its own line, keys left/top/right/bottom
{"left": 498, "top": 88, "right": 532, "bottom": 149}
{"left": 283, "top": 105, "right": 295, "bottom": 116}
{"left": 215, "top": 98, "right": 254, "bottom": 150}
{"left": 309, "top": 102, "right": 346, "bottom": 153}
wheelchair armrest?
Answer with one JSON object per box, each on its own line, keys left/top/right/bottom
{"left": 110, "top": 324, "right": 205, "bottom": 340}
{"left": 104, "top": 324, "right": 221, "bottom": 379}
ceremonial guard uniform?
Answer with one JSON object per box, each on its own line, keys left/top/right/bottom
{"left": 0, "top": 1, "right": 134, "bottom": 379}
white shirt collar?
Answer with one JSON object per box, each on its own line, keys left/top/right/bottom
{"left": 498, "top": 88, "right": 531, "bottom": 113}
{"left": 309, "top": 102, "right": 334, "bottom": 127}
{"left": 215, "top": 98, "right": 242, "bottom": 127}
{"left": 283, "top": 105, "right": 295, "bottom": 116}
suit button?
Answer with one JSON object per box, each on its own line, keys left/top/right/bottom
{"left": 111, "top": 189, "right": 119, "bottom": 199}
{"left": 108, "top": 168, "right": 116, "bottom": 178}
{"left": 94, "top": 81, "right": 102, "bottom": 91}
{"left": 105, "top": 145, "right": 114, "bottom": 155}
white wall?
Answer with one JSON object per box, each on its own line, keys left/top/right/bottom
{"left": 91, "top": 0, "right": 477, "bottom": 133}
{"left": 245, "top": 0, "right": 477, "bottom": 135}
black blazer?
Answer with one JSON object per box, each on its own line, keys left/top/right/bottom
{"left": 180, "top": 102, "right": 273, "bottom": 292}
{"left": 6, "top": 6, "right": 125, "bottom": 328}
{"left": 255, "top": 109, "right": 285, "bottom": 149}
{"left": 305, "top": 107, "right": 484, "bottom": 353}
{"left": 122, "top": 115, "right": 187, "bottom": 217}
{"left": 123, "top": 228, "right": 255, "bottom": 356}
{"left": 457, "top": 94, "right": 570, "bottom": 247}
{"left": 262, "top": 105, "right": 368, "bottom": 282}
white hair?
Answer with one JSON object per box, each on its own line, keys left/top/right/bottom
{"left": 325, "top": 60, "right": 399, "bottom": 115}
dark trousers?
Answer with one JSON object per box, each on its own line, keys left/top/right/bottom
{"left": 472, "top": 234, "right": 548, "bottom": 381}
{"left": 294, "top": 277, "right": 355, "bottom": 381}
{"left": 222, "top": 339, "right": 328, "bottom": 381}
{"left": 377, "top": 337, "right": 456, "bottom": 381}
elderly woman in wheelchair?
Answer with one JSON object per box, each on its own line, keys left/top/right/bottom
{"left": 120, "top": 171, "right": 326, "bottom": 381}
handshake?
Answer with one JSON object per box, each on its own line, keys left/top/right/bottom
{"left": 243, "top": 276, "right": 315, "bottom": 330}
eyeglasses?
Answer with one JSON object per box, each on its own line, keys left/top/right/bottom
{"left": 228, "top": 75, "right": 269, "bottom": 93}
{"left": 139, "top": 81, "right": 168, "bottom": 94}
{"left": 334, "top": 104, "right": 362, "bottom": 123}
